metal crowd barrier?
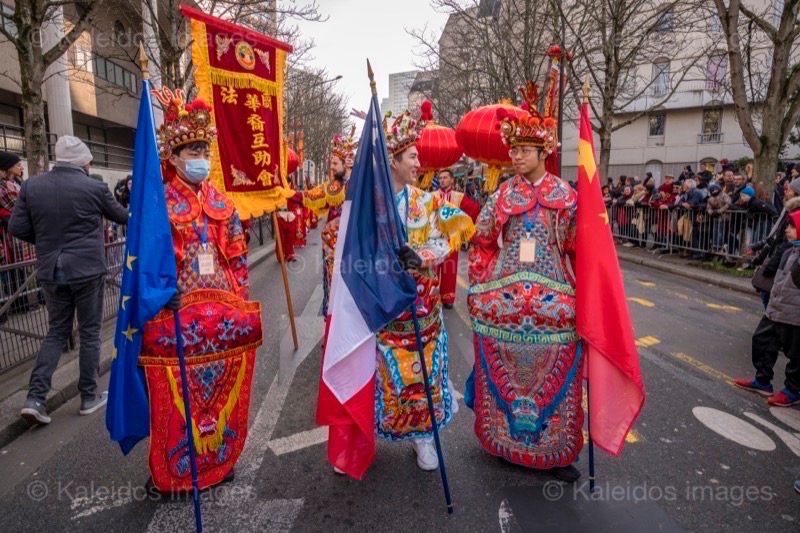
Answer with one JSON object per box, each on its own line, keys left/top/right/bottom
{"left": 1, "top": 216, "right": 273, "bottom": 374}
{"left": 608, "top": 204, "right": 775, "bottom": 260}
{"left": 0, "top": 229, "right": 127, "bottom": 374}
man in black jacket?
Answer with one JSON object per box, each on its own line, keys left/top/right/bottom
{"left": 9, "top": 136, "right": 128, "bottom": 425}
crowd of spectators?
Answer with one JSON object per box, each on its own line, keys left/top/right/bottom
{"left": 604, "top": 163, "right": 792, "bottom": 263}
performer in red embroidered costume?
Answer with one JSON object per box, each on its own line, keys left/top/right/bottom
{"left": 466, "top": 81, "right": 583, "bottom": 483}
{"left": 432, "top": 168, "right": 480, "bottom": 308}
{"left": 143, "top": 88, "right": 263, "bottom": 491}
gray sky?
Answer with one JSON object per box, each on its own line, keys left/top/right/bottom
{"left": 294, "top": 0, "right": 449, "bottom": 115}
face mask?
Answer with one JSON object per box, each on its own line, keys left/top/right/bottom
{"left": 182, "top": 159, "right": 210, "bottom": 183}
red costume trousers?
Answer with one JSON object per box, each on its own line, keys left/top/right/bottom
{"left": 437, "top": 250, "right": 459, "bottom": 305}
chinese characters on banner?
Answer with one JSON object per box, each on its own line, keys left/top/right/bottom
{"left": 181, "top": 5, "right": 294, "bottom": 218}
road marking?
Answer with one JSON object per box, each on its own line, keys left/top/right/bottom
{"left": 636, "top": 336, "right": 660, "bottom": 347}
{"left": 744, "top": 412, "right": 800, "bottom": 457}
{"left": 583, "top": 428, "right": 640, "bottom": 444}
{"left": 626, "top": 429, "right": 641, "bottom": 443}
{"left": 706, "top": 303, "right": 741, "bottom": 312}
{"left": 770, "top": 407, "right": 800, "bottom": 433}
{"left": 498, "top": 499, "right": 518, "bottom": 533}
{"left": 628, "top": 297, "right": 655, "bottom": 308}
{"left": 636, "top": 280, "right": 656, "bottom": 288}
{"left": 670, "top": 352, "right": 733, "bottom": 384}
{"left": 665, "top": 290, "right": 690, "bottom": 300}
{"left": 692, "top": 407, "right": 776, "bottom": 451}
{"left": 457, "top": 275, "right": 469, "bottom": 290}
{"left": 268, "top": 427, "right": 328, "bottom": 456}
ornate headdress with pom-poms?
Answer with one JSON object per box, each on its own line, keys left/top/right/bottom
{"left": 383, "top": 110, "right": 420, "bottom": 157}
{"left": 330, "top": 124, "right": 358, "bottom": 161}
{"left": 152, "top": 87, "right": 218, "bottom": 160}
{"left": 496, "top": 81, "right": 558, "bottom": 154}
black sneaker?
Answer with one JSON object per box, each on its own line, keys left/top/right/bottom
{"left": 21, "top": 398, "right": 51, "bottom": 425}
{"left": 545, "top": 465, "right": 581, "bottom": 483}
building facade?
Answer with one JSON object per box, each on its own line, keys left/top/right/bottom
{"left": 0, "top": 0, "right": 187, "bottom": 185}
{"left": 387, "top": 70, "right": 418, "bottom": 116}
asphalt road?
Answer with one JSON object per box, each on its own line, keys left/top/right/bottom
{"left": 0, "top": 229, "right": 798, "bottom": 532}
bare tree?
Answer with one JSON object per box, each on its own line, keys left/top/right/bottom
{"left": 711, "top": 0, "right": 800, "bottom": 188}
{"left": 559, "top": 0, "right": 712, "bottom": 177}
{"left": 409, "top": 0, "right": 558, "bottom": 128}
{"left": 284, "top": 67, "right": 348, "bottom": 184}
{"left": 0, "top": 1, "right": 101, "bottom": 174}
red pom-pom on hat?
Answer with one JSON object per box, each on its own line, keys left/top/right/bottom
{"left": 420, "top": 100, "right": 434, "bottom": 121}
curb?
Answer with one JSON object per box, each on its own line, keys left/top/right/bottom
{"left": 616, "top": 249, "right": 754, "bottom": 296}
{"left": 0, "top": 242, "right": 276, "bottom": 449}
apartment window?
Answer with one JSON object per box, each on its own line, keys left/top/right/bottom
{"left": 700, "top": 108, "right": 723, "bottom": 143}
{"left": 620, "top": 68, "right": 637, "bottom": 96}
{"left": 652, "top": 61, "right": 670, "bottom": 95}
{"left": 708, "top": 10, "right": 723, "bottom": 33}
{"left": 706, "top": 54, "right": 728, "bottom": 90}
{"left": 0, "top": 3, "right": 17, "bottom": 38}
{"left": 74, "top": 47, "right": 93, "bottom": 73}
{"left": 113, "top": 21, "right": 126, "bottom": 45}
{"left": 649, "top": 112, "right": 666, "bottom": 136}
{"left": 774, "top": 0, "right": 785, "bottom": 26}
{"left": 655, "top": 9, "right": 674, "bottom": 33}
{"left": 93, "top": 54, "right": 137, "bottom": 93}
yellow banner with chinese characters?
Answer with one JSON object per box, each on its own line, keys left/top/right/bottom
{"left": 182, "top": 6, "right": 295, "bottom": 218}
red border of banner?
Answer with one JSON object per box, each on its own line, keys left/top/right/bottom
{"left": 180, "top": 5, "right": 294, "bottom": 53}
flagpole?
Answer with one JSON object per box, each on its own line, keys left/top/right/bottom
{"left": 410, "top": 304, "right": 454, "bottom": 514}
{"left": 368, "top": 58, "right": 453, "bottom": 514}
{"left": 272, "top": 210, "right": 299, "bottom": 350}
{"left": 173, "top": 309, "right": 204, "bottom": 532}
{"left": 581, "top": 76, "right": 596, "bottom": 494}
{"left": 138, "top": 43, "right": 203, "bottom": 531}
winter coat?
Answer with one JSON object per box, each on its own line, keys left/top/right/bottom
{"left": 746, "top": 197, "right": 779, "bottom": 217}
{"left": 766, "top": 245, "right": 800, "bottom": 327}
{"left": 9, "top": 162, "right": 128, "bottom": 282}
{"left": 706, "top": 191, "right": 732, "bottom": 217}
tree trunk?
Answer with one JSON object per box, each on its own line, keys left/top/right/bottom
{"left": 598, "top": 126, "right": 612, "bottom": 180}
{"left": 18, "top": 43, "right": 49, "bottom": 176}
{"left": 752, "top": 140, "right": 781, "bottom": 196}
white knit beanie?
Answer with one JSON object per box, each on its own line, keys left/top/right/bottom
{"left": 55, "top": 135, "right": 93, "bottom": 166}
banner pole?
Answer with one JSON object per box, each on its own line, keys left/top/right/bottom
{"left": 272, "top": 211, "right": 299, "bottom": 350}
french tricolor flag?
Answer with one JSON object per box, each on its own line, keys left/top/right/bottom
{"left": 315, "top": 94, "right": 417, "bottom": 479}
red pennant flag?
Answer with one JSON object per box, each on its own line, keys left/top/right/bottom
{"left": 576, "top": 101, "right": 645, "bottom": 455}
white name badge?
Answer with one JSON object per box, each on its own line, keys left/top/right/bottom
{"left": 198, "top": 253, "right": 215, "bottom": 276}
{"left": 519, "top": 239, "right": 537, "bottom": 263}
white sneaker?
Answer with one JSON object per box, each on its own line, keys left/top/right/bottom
{"left": 411, "top": 437, "right": 439, "bottom": 471}
{"left": 333, "top": 466, "right": 345, "bottom": 475}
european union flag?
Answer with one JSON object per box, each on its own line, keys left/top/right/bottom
{"left": 106, "top": 79, "right": 177, "bottom": 454}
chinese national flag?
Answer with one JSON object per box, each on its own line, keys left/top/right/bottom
{"left": 576, "top": 101, "right": 645, "bottom": 455}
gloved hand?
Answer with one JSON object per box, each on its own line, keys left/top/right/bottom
{"left": 166, "top": 290, "right": 182, "bottom": 311}
{"left": 397, "top": 245, "right": 423, "bottom": 271}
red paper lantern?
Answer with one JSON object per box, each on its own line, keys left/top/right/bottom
{"left": 287, "top": 147, "right": 300, "bottom": 175}
{"left": 455, "top": 101, "right": 527, "bottom": 191}
{"left": 414, "top": 101, "right": 462, "bottom": 189}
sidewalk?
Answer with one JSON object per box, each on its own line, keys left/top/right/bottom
{"left": 0, "top": 241, "right": 276, "bottom": 448}
{"left": 616, "top": 245, "right": 754, "bottom": 295}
